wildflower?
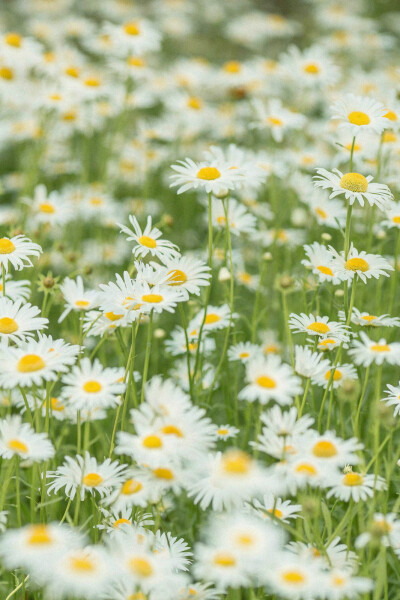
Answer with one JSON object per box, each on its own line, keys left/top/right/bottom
{"left": 119, "top": 215, "right": 180, "bottom": 261}
{"left": 239, "top": 354, "right": 302, "bottom": 405}
{"left": 170, "top": 158, "right": 242, "bottom": 195}
{"left": 349, "top": 332, "right": 400, "bottom": 366}
{"left": 0, "top": 234, "right": 42, "bottom": 273}
{"left": 327, "top": 469, "right": 387, "bottom": 502}
{"left": 0, "top": 415, "right": 54, "bottom": 461}
{"left": 58, "top": 276, "right": 99, "bottom": 323}
{"left": 330, "top": 94, "right": 388, "bottom": 135}
{"left": 0, "top": 297, "right": 48, "bottom": 343}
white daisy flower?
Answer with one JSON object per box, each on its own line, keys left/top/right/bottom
{"left": 289, "top": 313, "right": 350, "bottom": 342}
{"left": 0, "top": 334, "right": 79, "bottom": 388}
{"left": 61, "top": 357, "right": 125, "bottom": 411}
{"left": 190, "top": 304, "right": 235, "bottom": 333}
{"left": 321, "top": 569, "right": 373, "bottom": 599}
{"left": 0, "top": 297, "right": 47, "bottom": 343}
{"left": 381, "top": 201, "right": 400, "bottom": 229}
{"left": 211, "top": 198, "right": 257, "bottom": 236}
{"left": 170, "top": 157, "right": 243, "bottom": 195}
{"left": 0, "top": 274, "right": 30, "bottom": 301}
{"left": 311, "top": 362, "right": 357, "bottom": 389}
{"left": 281, "top": 44, "right": 339, "bottom": 88}
{"left": 119, "top": 215, "right": 180, "bottom": 261}
{"left": 313, "top": 168, "right": 393, "bottom": 210}
{"left": 356, "top": 512, "right": 400, "bottom": 548}
{"left": 58, "top": 276, "right": 99, "bottom": 323}
{"left": 228, "top": 341, "right": 262, "bottom": 363}
{"left": 83, "top": 309, "right": 130, "bottom": 337}
{"left": 46, "top": 452, "right": 127, "bottom": 501}
{"left": 103, "top": 19, "right": 162, "bottom": 55}
{"left": 349, "top": 332, "right": 400, "bottom": 366}
{"left": 0, "top": 234, "right": 42, "bottom": 273}
{"left": 330, "top": 94, "right": 388, "bottom": 135}
{"left": 381, "top": 382, "right": 400, "bottom": 416}
{"left": 251, "top": 98, "right": 306, "bottom": 143}
{"left": 0, "top": 414, "right": 54, "bottom": 462}
{"left": 268, "top": 553, "right": 322, "bottom": 599}
{"left": 133, "top": 281, "right": 187, "bottom": 314}
{"left": 216, "top": 424, "right": 240, "bottom": 440}
{"left": 250, "top": 493, "right": 302, "bottom": 524}
{"left": 102, "top": 470, "right": 155, "bottom": 511}
{"left": 327, "top": 469, "right": 387, "bottom": 502}
{"left": 239, "top": 354, "right": 302, "bottom": 406}
{"left": 294, "top": 345, "right": 330, "bottom": 379}
{"left": 298, "top": 431, "right": 362, "bottom": 466}
{"left": 340, "top": 307, "right": 400, "bottom": 328}
{"left": 203, "top": 144, "right": 267, "bottom": 189}
{"left": 155, "top": 255, "right": 211, "bottom": 296}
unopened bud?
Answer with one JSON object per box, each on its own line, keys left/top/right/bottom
{"left": 218, "top": 267, "right": 231, "bottom": 282}
{"left": 335, "top": 289, "right": 344, "bottom": 297}
{"left": 214, "top": 188, "right": 229, "bottom": 199}
{"left": 43, "top": 276, "right": 55, "bottom": 289}
{"left": 321, "top": 233, "right": 332, "bottom": 241}
{"left": 154, "top": 328, "right": 165, "bottom": 339}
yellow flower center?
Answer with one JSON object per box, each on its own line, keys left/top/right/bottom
{"left": 5, "top": 33, "right": 22, "bottom": 47}
{"left": 347, "top": 111, "right": 370, "bottom": 126}
{"left": 267, "top": 116, "right": 283, "bottom": 126}
{"left": 0, "top": 67, "right": 13, "bottom": 80}
{"left": 361, "top": 315, "right": 376, "bottom": 323}
{"left": 142, "top": 434, "right": 162, "bottom": 448}
{"left": 65, "top": 65, "right": 80, "bottom": 78}
{"left": 167, "top": 269, "right": 187, "bottom": 285}
{"left": 70, "top": 556, "right": 95, "bottom": 572}
{"left": 142, "top": 294, "right": 163, "bottom": 303}
{"left": 124, "top": 22, "right": 141, "bottom": 36}
{"left": 0, "top": 317, "right": 18, "bottom": 334}
{"left": 267, "top": 508, "right": 283, "bottom": 518}
{"left": 82, "top": 472, "right": 103, "bottom": 487}
{"left": 122, "top": 479, "right": 143, "bottom": 495}
{"left": 105, "top": 311, "right": 124, "bottom": 321}
{"left": 75, "top": 300, "right": 90, "bottom": 308}
{"left": 153, "top": 467, "right": 174, "bottom": 479}
{"left": 324, "top": 369, "right": 342, "bottom": 381}
{"left": 295, "top": 462, "right": 317, "bottom": 476}
{"left": 383, "top": 132, "right": 397, "bottom": 143}
{"left": 318, "top": 338, "right": 337, "bottom": 349}
{"left": 113, "top": 518, "right": 131, "bottom": 528}
{"left": 371, "top": 343, "right": 390, "bottom": 352}
{"left": 256, "top": 375, "right": 276, "bottom": 389}
{"left": 303, "top": 62, "right": 320, "bottom": 74}
{"left": 17, "top": 354, "right": 45, "bottom": 373}
{"left": 312, "top": 440, "right": 338, "bottom": 458}
{"left": 218, "top": 428, "right": 229, "bottom": 435}
{"left": 345, "top": 257, "right": 369, "bottom": 272}
{"left": 205, "top": 313, "right": 221, "bottom": 324}
{"left": 392, "top": 216, "right": 400, "bottom": 224}
{"left": 84, "top": 77, "right": 101, "bottom": 87}
{"left": 223, "top": 61, "right": 241, "bottom": 73}
{"left": 221, "top": 450, "right": 251, "bottom": 475}
{"left": 316, "top": 265, "right": 333, "bottom": 276}
{"left": 196, "top": 167, "right": 221, "bottom": 180}
{"left": 307, "top": 322, "right": 330, "bottom": 334}
{"left": 127, "top": 56, "right": 145, "bottom": 67}
{"left": 213, "top": 552, "right": 236, "bottom": 567}
{"left": 83, "top": 380, "right": 102, "bottom": 393}
{"left": 343, "top": 472, "right": 363, "bottom": 486}
{"left": 50, "top": 397, "right": 65, "bottom": 412}
{"left": 282, "top": 570, "right": 305, "bottom": 585}
{"left": 187, "top": 96, "right": 203, "bottom": 110}
{"left": 138, "top": 235, "right": 157, "bottom": 248}
{"left": 0, "top": 238, "right": 15, "bottom": 254}
{"left": 39, "top": 202, "right": 55, "bottom": 214}
{"left": 339, "top": 172, "right": 368, "bottom": 193}
{"left": 239, "top": 352, "right": 249, "bottom": 358}
{"left": 161, "top": 424, "right": 183, "bottom": 437}
{"left": 27, "top": 524, "right": 52, "bottom": 545}
{"left": 315, "top": 207, "right": 327, "bottom": 219}
{"left": 385, "top": 110, "right": 397, "bottom": 121}
{"left": 8, "top": 438, "right": 28, "bottom": 454}
{"left": 236, "top": 534, "right": 254, "bottom": 546}
{"left": 332, "top": 576, "right": 346, "bottom": 587}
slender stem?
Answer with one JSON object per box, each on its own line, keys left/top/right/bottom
{"left": 354, "top": 365, "right": 370, "bottom": 438}
{"left": 140, "top": 311, "right": 153, "bottom": 404}
{"left": 389, "top": 229, "right": 400, "bottom": 314}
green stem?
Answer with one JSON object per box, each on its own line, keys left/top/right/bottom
{"left": 140, "top": 311, "right": 153, "bottom": 404}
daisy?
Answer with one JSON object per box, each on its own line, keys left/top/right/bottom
{"left": 313, "top": 168, "right": 393, "bottom": 210}
{"left": 0, "top": 522, "right": 82, "bottom": 572}
{"left": 341, "top": 307, "right": 400, "bottom": 328}
{"left": 216, "top": 424, "right": 240, "bottom": 440}
{"left": 58, "top": 276, "right": 99, "bottom": 323}
{"left": 155, "top": 255, "right": 211, "bottom": 296}
{"left": 39, "top": 545, "right": 117, "bottom": 600}
{"left": 133, "top": 281, "right": 187, "bottom": 314}
{"left": 211, "top": 198, "right": 257, "bottom": 236}
{"left": 189, "top": 304, "right": 235, "bottom": 333}
{"left": 251, "top": 98, "right": 306, "bottom": 143}
{"left": 27, "top": 184, "right": 74, "bottom": 226}
{"left": 61, "top": 357, "right": 125, "bottom": 411}
{"left": 306, "top": 193, "right": 346, "bottom": 229}
{"left": 311, "top": 362, "right": 357, "bottom": 389}
{"left": 382, "top": 202, "right": 400, "bottom": 229}
{"left": 46, "top": 452, "right": 127, "bottom": 501}
{"left": 294, "top": 345, "right": 330, "bottom": 379}
{"left": 228, "top": 341, "right": 262, "bottom": 363}
{"left": 83, "top": 309, "right": 130, "bottom": 337}
{"left": 165, "top": 326, "right": 215, "bottom": 357}
{"left": 103, "top": 19, "right": 162, "bottom": 55}
{"left": 348, "top": 332, "right": 400, "bottom": 366}
{"left": 194, "top": 543, "right": 250, "bottom": 590}
{"left": 239, "top": 354, "right": 302, "bottom": 405}
{"left": 298, "top": 431, "right": 362, "bottom": 467}
{"left": 281, "top": 45, "right": 339, "bottom": 88}
{"left": 289, "top": 313, "right": 350, "bottom": 342}
{"left": 267, "top": 553, "right": 322, "bottom": 599}
{"left": 0, "top": 414, "right": 54, "bottom": 462}
{"left": 170, "top": 157, "right": 242, "bottom": 195}
{"left": 0, "top": 334, "right": 79, "bottom": 388}
{"left": 119, "top": 215, "right": 180, "bottom": 261}
{"left": 250, "top": 493, "right": 302, "bottom": 524}
{"left": 356, "top": 512, "right": 400, "bottom": 548}
{"left": 0, "top": 297, "right": 48, "bottom": 343}
{"left": 330, "top": 94, "right": 388, "bottom": 135}
{"left": 322, "top": 569, "right": 373, "bottom": 600}
{"left": 103, "top": 470, "right": 154, "bottom": 511}
{"left": 188, "top": 449, "right": 267, "bottom": 511}
{"left": 327, "top": 469, "right": 387, "bottom": 502}
{"left": 0, "top": 274, "right": 30, "bottom": 301}
{"left": 202, "top": 144, "right": 267, "bottom": 189}
{"left": 0, "top": 234, "right": 42, "bottom": 273}
{"left": 381, "top": 382, "right": 400, "bottom": 416}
